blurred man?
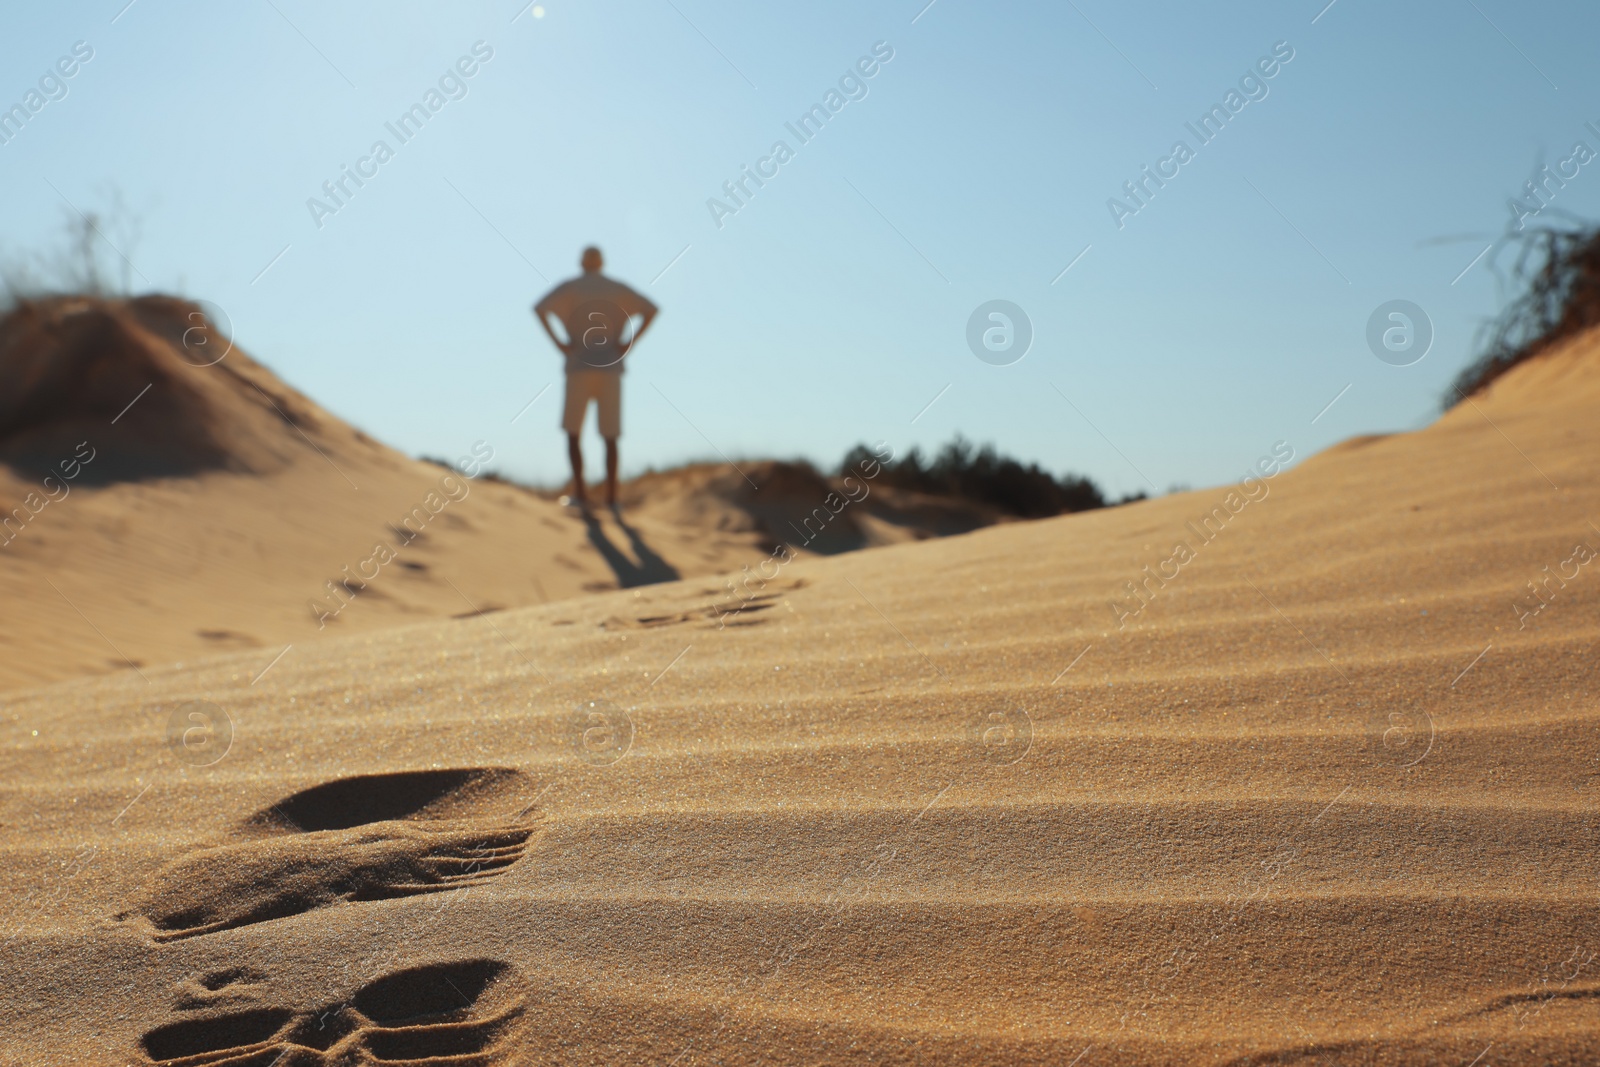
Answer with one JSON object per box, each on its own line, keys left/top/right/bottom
{"left": 533, "top": 246, "right": 658, "bottom": 509}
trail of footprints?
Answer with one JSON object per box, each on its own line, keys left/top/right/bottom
{"left": 123, "top": 768, "right": 539, "bottom": 1065}
{"left": 601, "top": 577, "right": 807, "bottom": 631}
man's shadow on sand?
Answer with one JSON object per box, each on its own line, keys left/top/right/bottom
{"left": 583, "top": 511, "right": 680, "bottom": 588}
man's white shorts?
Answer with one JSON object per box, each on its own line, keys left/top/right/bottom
{"left": 561, "top": 370, "right": 621, "bottom": 438}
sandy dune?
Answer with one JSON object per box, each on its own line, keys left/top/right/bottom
{"left": 0, "top": 297, "right": 991, "bottom": 692}
{"left": 2, "top": 318, "right": 1599, "bottom": 1064}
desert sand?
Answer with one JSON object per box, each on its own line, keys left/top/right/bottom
{"left": 0, "top": 297, "right": 994, "bottom": 693}
{"left": 2, "top": 303, "right": 1599, "bottom": 1064}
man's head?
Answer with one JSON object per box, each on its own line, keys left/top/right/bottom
{"left": 580, "top": 246, "right": 603, "bottom": 273}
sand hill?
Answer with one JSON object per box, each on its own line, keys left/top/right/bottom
{"left": 1, "top": 314, "right": 1598, "bottom": 1065}
{"left": 0, "top": 296, "right": 999, "bottom": 692}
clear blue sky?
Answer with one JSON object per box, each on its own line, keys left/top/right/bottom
{"left": 4, "top": 0, "right": 1598, "bottom": 495}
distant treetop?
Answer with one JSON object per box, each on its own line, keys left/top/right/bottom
{"left": 840, "top": 436, "right": 1143, "bottom": 519}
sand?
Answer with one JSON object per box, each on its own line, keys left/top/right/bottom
{"left": 0, "top": 297, "right": 988, "bottom": 693}
{"left": 2, "top": 313, "right": 1599, "bottom": 1064}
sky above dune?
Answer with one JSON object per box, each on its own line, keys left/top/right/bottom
{"left": 4, "top": 0, "right": 1599, "bottom": 494}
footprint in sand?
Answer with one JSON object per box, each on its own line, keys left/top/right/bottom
{"left": 119, "top": 768, "right": 540, "bottom": 942}
{"left": 600, "top": 577, "right": 807, "bottom": 631}
{"left": 139, "top": 958, "right": 523, "bottom": 1065}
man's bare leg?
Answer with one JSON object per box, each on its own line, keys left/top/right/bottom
{"left": 566, "top": 433, "right": 588, "bottom": 505}
{"left": 604, "top": 437, "right": 619, "bottom": 507}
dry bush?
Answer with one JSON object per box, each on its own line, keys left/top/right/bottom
{"left": 1450, "top": 219, "right": 1600, "bottom": 406}
{"left": 1, "top": 191, "right": 143, "bottom": 306}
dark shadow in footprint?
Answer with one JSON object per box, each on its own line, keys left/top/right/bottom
{"left": 352, "top": 960, "right": 519, "bottom": 1061}
{"left": 141, "top": 1008, "right": 292, "bottom": 1062}
{"left": 355, "top": 959, "right": 509, "bottom": 1024}
{"left": 248, "top": 767, "right": 530, "bottom": 833}
{"left": 362, "top": 1017, "right": 517, "bottom": 1061}
{"left": 121, "top": 767, "right": 541, "bottom": 942}
{"left": 140, "top": 959, "right": 522, "bottom": 1066}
